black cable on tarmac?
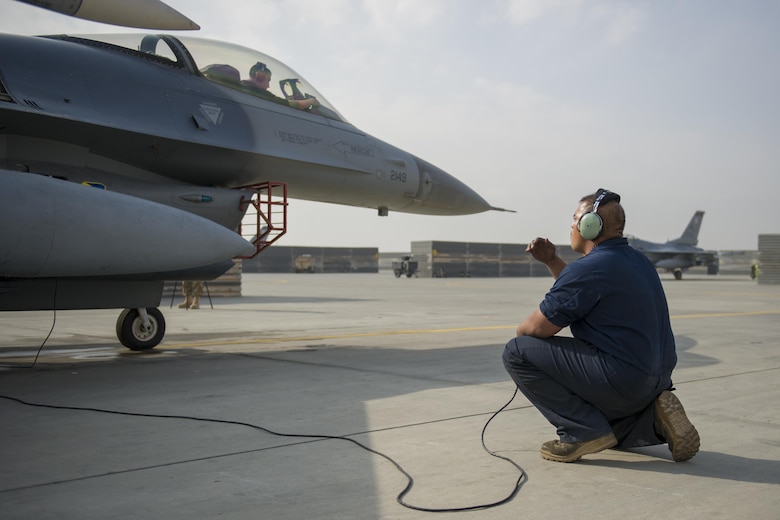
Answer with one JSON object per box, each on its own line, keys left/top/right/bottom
{"left": 0, "top": 389, "right": 525, "bottom": 513}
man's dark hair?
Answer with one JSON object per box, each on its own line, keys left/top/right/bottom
{"left": 250, "top": 62, "right": 271, "bottom": 77}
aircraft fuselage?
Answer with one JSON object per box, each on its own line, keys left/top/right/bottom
{"left": 0, "top": 33, "right": 490, "bottom": 217}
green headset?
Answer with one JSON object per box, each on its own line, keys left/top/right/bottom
{"left": 578, "top": 188, "right": 621, "bottom": 240}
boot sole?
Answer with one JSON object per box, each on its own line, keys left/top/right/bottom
{"left": 655, "top": 391, "right": 700, "bottom": 462}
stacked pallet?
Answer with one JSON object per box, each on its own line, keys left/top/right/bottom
{"left": 758, "top": 235, "right": 780, "bottom": 285}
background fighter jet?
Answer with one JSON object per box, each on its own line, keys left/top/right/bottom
{"left": 627, "top": 210, "right": 719, "bottom": 280}
{"left": 0, "top": 2, "right": 503, "bottom": 350}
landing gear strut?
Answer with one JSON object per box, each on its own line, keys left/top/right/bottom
{"left": 116, "top": 307, "right": 166, "bottom": 350}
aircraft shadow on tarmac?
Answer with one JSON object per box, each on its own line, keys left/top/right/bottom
{"left": 178, "top": 342, "right": 514, "bottom": 388}
{"left": 673, "top": 335, "right": 720, "bottom": 370}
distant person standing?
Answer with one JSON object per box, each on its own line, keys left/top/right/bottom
{"left": 178, "top": 280, "right": 203, "bottom": 310}
{"left": 503, "top": 189, "right": 700, "bottom": 463}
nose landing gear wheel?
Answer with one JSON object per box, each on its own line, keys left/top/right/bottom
{"left": 116, "top": 307, "right": 166, "bottom": 351}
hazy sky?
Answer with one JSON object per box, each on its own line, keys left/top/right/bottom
{"left": 2, "top": 0, "right": 777, "bottom": 251}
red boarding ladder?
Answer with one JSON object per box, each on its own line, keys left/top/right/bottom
{"left": 237, "top": 182, "right": 288, "bottom": 259}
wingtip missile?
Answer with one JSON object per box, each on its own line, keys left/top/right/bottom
{"left": 14, "top": 0, "right": 200, "bottom": 30}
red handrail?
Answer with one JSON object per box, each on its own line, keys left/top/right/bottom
{"left": 237, "top": 182, "right": 288, "bottom": 259}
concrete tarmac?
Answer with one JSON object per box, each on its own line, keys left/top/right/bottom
{"left": 1, "top": 272, "right": 778, "bottom": 519}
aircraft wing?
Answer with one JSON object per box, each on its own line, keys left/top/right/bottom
{"left": 13, "top": 0, "right": 199, "bottom": 30}
{"left": 651, "top": 251, "right": 718, "bottom": 270}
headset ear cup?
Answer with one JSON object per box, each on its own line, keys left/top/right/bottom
{"left": 578, "top": 212, "right": 603, "bottom": 240}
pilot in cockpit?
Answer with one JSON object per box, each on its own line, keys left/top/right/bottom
{"left": 242, "top": 62, "right": 320, "bottom": 111}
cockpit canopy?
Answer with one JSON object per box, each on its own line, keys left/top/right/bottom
{"left": 56, "top": 33, "right": 346, "bottom": 122}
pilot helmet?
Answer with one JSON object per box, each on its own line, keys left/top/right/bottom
{"left": 250, "top": 62, "right": 271, "bottom": 77}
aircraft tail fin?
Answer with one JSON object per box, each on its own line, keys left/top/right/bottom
{"left": 668, "top": 210, "right": 704, "bottom": 246}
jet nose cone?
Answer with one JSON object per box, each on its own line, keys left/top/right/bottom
{"left": 410, "top": 156, "right": 491, "bottom": 215}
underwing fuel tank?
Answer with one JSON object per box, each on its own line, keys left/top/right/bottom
{"left": 0, "top": 170, "right": 254, "bottom": 277}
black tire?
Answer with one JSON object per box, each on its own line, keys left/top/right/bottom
{"left": 116, "top": 307, "right": 166, "bottom": 351}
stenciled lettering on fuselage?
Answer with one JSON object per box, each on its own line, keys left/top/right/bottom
{"left": 276, "top": 131, "right": 324, "bottom": 146}
{"left": 332, "top": 141, "right": 375, "bottom": 157}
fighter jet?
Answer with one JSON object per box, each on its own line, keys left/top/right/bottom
{"left": 627, "top": 211, "right": 719, "bottom": 280}
{"left": 0, "top": 2, "right": 504, "bottom": 350}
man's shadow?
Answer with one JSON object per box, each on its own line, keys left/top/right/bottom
{"left": 585, "top": 447, "right": 779, "bottom": 485}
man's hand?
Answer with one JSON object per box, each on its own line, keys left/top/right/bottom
{"left": 526, "top": 237, "right": 557, "bottom": 264}
{"left": 526, "top": 237, "right": 567, "bottom": 279}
